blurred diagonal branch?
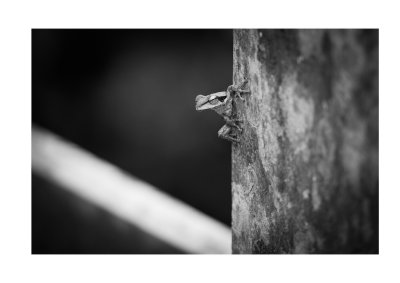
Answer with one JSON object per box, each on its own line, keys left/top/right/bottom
{"left": 32, "top": 125, "right": 231, "bottom": 254}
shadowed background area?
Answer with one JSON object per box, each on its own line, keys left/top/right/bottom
{"left": 32, "top": 29, "right": 233, "bottom": 253}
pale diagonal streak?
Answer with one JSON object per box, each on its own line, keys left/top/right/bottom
{"left": 32, "top": 126, "right": 231, "bottom": 254}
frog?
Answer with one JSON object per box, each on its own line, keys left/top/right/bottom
{"left": 195, "top": 79, "right": 250, "bottom": 142}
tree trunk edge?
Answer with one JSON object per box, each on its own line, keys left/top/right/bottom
{"left": 232, "top": 29, "right": 378, "bottom": 254}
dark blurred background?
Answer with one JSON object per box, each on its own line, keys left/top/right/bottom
{"left": 32, "top": 29, "right": 233, "bottom": 253}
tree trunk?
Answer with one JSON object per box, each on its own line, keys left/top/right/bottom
{"left": 232, "top": 29, "right": 378, "bottom": 254}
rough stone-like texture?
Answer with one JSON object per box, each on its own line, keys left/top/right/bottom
{"left": 232, "top": 29, "right": 378, "bottom": 254}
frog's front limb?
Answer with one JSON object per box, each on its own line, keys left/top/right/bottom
{"left": 218, "top": 124, "right": 240, "bottom": 143}
{"left": 223, "top": 115, "right": 243, "bottom": 133}
{"left": 227, "top": 79, "right": 251, "bottom": 101}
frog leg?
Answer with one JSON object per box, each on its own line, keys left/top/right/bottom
{"left": 223, "top": 115, "right": 242, "bottom": 133}
{"left": 218, "top": 125, "right": 240, "bottom": 143}
{"left": 227, "top": 79, "right": 251, "bottom": 101}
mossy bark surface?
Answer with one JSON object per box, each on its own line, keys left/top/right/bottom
{"left": 232, "top": 29, "right": 378, "bottom": 254}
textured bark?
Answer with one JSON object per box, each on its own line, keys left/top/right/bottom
{"left": 232, "top": 29, "right": 378, "bottom": 254}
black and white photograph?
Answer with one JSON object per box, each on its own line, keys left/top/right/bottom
{"left": 32, "top": 29, "right": 378, "bottom": 254}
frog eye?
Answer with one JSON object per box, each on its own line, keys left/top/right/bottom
{"left": 217, "top": 95, "right": 226, "bottom": 102}
{"left": 209, "top": 95, "right": 216, "bottom": 101}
